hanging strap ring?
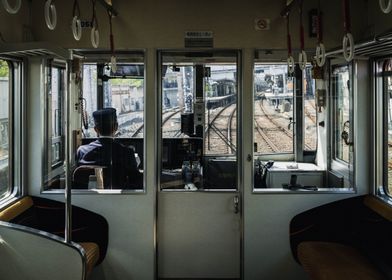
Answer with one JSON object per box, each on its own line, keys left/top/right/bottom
{"left": 315, "top": 43, "right": 326, "bottom": 67}
{"left": 2, "top": 0, "right": 21, "bottom": 14}
{"left": 44, "top": 0, "right": 57, "bottom": 30}
{"left": 379, "top": 0, "right": 392, "bottom": 13}
{"left": 72, "top": 16, "right": 82, "bottom": 41}
{"left": 298, "top": 50, "right": 307, "bottom": 70}
{"left": 91, "top": 26, "right": 100, "bottom": 48}
{"left": 343, "top": 33, "right": 354, "bottom": 62}
{"left": 111, "top": 55, "right": 117, "bottom": 73}
{"left": 287, "top": 55, "right": 295, "bottom": 74}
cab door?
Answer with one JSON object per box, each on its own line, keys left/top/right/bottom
{"left": 157, "top": 50, "right": 241, "bottom": 278}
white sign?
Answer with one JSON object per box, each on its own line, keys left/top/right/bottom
{"left": 185, "top": 31, "right": 213, "bottom": 39}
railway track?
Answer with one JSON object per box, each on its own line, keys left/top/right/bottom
{"left": 257, "top": 101, "right": 313, "bottom": 151}
{"left": 132, "top": 108, "right": 181, "bottom": 137}
{"left": 205, "top": 103, "right": 236, "bottom": 154}
{"left": 227, "top": 106, "right": 237, "bottom": 154}
{"left": 254, "top": 119, "right": 279, "bottom": 153}
{"left": 304, "top": 107, "right": 316, "bottom": 124}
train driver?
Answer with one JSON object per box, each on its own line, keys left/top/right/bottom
{"left": 75, "top": 108, "right": 142, "bottom": 189}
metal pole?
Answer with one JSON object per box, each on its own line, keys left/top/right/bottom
{"left": 64, "top": 61, "right": 72, "bottom": 243}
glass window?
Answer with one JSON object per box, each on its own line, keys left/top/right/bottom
{"left": 304, "top": 66, "right": 317, "bottom": 151}
{"left": 253, "top": 64, "right": 293, "bottom": 155}
{"left": 73, "top": 60, "right": 144, "bottom": 190}
{"left": 0, "top": 60, "right": 10, "bottom": 197}
{"left": 82, "top": 64, "right": 98, "bottom": 137}
{"left": 50, "top": 67, "right": 64, "bottom": 165}
{"left": 82, "top": 63, "right": 145, "bottom": 138}
{"left": 384, "top": 61, "right": 392, "bottom": 196}
{"left": 160, "top": 52, "right": 238, "bottom": 190}
{"left": 331, "top": 65, "right": 351, "bottom": 163}
{"left": 44, "top": 63, "right": 66, "bottom": 190}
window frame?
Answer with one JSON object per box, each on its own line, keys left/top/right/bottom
{"left": 328, "top": 60, "right": 354, "bottom": 183}
{"left": 252, "top": 59, "right": 317, "bottom": 163}
{"left": 62, "top": 51, "right": 147, "bottom": 193}
{"left": 157, "top": 50, "right": 241, "bottom": 192}
{"left": 375, "top": 58, "right": 392, "bottom": 200}
{"left": 43, "top": 59, "right": 67, "bottom": 188}
{"left": 0, "top": 57, "right": 23, "bottom": 203}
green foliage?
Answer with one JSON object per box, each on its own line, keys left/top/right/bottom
{"left": 0, "top": 60, "right": 9, "bottom": 78}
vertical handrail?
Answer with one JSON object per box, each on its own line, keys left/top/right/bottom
{"left": 64, "top": 62, "right": 72, "bottom": 243}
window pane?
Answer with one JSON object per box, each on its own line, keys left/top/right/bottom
{"left": 253, "top": 64, "right": 293, "bottom": 154}
{"left": 82, "top": 64, "right": 98, "bottom": 137}
{"left": 332, "top": 65, "right": 350, "bottom": 163}
{"left": 386, "top": 75, "right": 392, "bottom": 195}
{"left": 160, "top": 57, "right": 238, "bottom": 190}
{"left": 75, "top": 62, "right": 144, "bottom": 190}
{"left": 51, "top": 68, "right": 63, "bottom": 166}
{"left": 0, "top": 60, "right": 9, "bottom": 197}
{"left": 104, "top": 78, "right": 144, "bottom": 138}
{"left": 304, "top": 66, "right": 317, "bottom": 151}
{"left": 44, "top": 65, "right": 66, "bottom": 190}
{"left": 205, "top": 65, "right": 237, "bottom": 155}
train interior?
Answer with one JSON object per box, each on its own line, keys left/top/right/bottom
{"left": 0, "top": 0, "right": 392, "bottom": 279}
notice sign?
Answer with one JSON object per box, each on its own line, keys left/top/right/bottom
{"left": 184, "top": 31, "right": 213, "bottom": 48}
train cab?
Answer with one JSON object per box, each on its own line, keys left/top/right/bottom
{"left": 0, "top": 0, "right": 392, "bottom": 279}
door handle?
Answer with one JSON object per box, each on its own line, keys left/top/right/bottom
{"left": 234, "top": 195, "right": 239, "bottom": 214}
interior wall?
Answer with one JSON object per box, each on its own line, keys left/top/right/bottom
{"left": 25, "top": 0, "right": 367, "bottom": 50}
{"left": 3, "top": 1, "right": 391, "bottom": 49}
{"left": 0, "top": 2, "right": 31, "bottom": 42}
{"left": 25, "top": 50, "right": 157, "bottom": 280}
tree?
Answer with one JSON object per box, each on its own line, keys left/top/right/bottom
{"left": 0, "top": 60, "right": 9, "bottom": 78}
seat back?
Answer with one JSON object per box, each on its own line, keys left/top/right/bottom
{"left": 72, "top": 165, "right": 106, "bottom": 189}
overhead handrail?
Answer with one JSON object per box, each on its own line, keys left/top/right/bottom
{"left": 315, "top": 0, "right": 326, "bottom": 67}
{"left": 379, "top": 0, "right": 392, "bottom": 13}
{"left": 44, "top": 0, "right": 57, "bottom": 30}
{"left": 342, "top": 0, "right": 354, "bottom": 61}
{"left": 2, "top": 0, "right": 21, "bottom": 14}
{"left": 286, "top": 14, "right": 295, "bottom": 74}
{"left": 90, "top": 0, "right": 99, "bottom": 48}
{"left": 298, "top": 0, "right": 307, "bottom": 70}
{"left": 64, "top": 60, "right": 72, "bottom": 244}
{"left": 72, "top": 0, "right": 82, "bottom": 41}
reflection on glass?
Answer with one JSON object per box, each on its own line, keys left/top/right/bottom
{"left": 332, "top": 65, "right": 350, "bottom": 163}
{"left": 160, "top": 61, "right": 238, "bottom": 190}
{"left": 82, "top": 64, "right": 145, "bottom": 138}
{"left": 83, "top": 64, "right": 98, "bottom": 137}
{"left": 0, "top": 60, "right": 9, "bottom": 197}
{"left": 74, "top": 108, "right": 143, "bottom": 190}
{"left": 72, "top": 62, "right": 145, "bottom": 190}
{"left": 253, "top": 64, "right": 293, "bottom": 154}
{"left": 50, "top": 67, "right": 63, "bottom": 166}
{"left": 387, "top": 75, "right": 392, "bottom": 195}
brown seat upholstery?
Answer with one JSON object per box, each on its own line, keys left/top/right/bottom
{"left": 0, "top": 196, "right": 102, "bottom": 278}
{"left": 79, "top": 242, "right": 100, "bottom": 277}
{"left": 0, "top": 196, "right": 33, "bottom": 222}
{"left": 298, "top": 241, "right": 386, "bottom": 280}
